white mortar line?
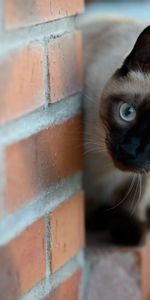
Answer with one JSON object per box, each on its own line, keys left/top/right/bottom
{"left": 45, "top": 215, "right": 51, "bottom": 277}
{"left": 79, "top": 252, "right": 92, "bottom": 300}
{"left": 0, "top": 92, "right": 83, "bottom": 147}
{"left": 0, "top": 172, "right": 83, "bottom": 245}
{"left": 43, "top": 40, "right": 50, "bottom": 108}
{"left": 19, "top": 250, "right": 84, "bottom": 300}
{"left": 0, "top": 17, "right": 76, "bottom": 55}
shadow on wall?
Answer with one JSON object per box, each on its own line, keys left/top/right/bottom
{"left": 0, "top": 247, "right": 20, "bottom": 300}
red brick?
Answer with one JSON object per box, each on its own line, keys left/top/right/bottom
{"left": 0, "top": 44, "right": 44, "bottom": 124}
{"left": 4, "top": 0, "right": 84, "bottom": 29}
{"left": 5, "top": 115, "right": 83, "bottom": 213}
{"left": 48, "top": 32, "right": 83, "bottom": 103}
{"left": 44, "top": 270, "right": 82, "bottom": 300}
{"left": 0, "top": 218, "right": 46, "bottom": 298}
{"left": 50, "top": 192, "right": 85, "bottom": 272}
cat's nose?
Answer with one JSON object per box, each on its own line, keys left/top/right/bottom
{"left": 119, "top": 143, "right": 137, "bottom": 160}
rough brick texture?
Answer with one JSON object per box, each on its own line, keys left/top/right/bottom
{"left": 48, "top": 32, "right": 83, "bottom": 103}
{"left": 0, "top": 218, "right": 46, "bottom": 298}
{"left": 0, "top": 44, "right": 44, "bottom": 124}
{"left": 44, "top": 270, "right": 82, "bottom": 300}
{"left": 0, "top": 31, "right": 83, "bottom": 124}
{"left": 5, "top": 114, "right": 83, "bottom": 213}
{"left": 5, "top": 0, "right": 84, "bottom": 29}
{"left": 0, "top": 1, "right": 84, "bottom": 299}
{"left": 50, "top": 192, "right": 85, "bottom": 272}
{"left": 84, "top": 245, "right": 150, "bottom": 300}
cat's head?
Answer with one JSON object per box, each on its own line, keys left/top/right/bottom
{"left": 100, "top": 25, "right": 150, "bottom": 173}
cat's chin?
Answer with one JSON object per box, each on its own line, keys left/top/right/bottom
{"left": 109, "top": 150, "right": 148, "bottom": 175}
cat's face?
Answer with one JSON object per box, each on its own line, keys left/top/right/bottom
{"left": 100, "top": 26, "right": 150, "bottom": 174}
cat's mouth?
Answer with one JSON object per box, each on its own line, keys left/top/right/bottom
{"left": 107, "top": 142, "right": 149, "bottom": 174}
{"left": 111, "top": 156, "right": 143, "bottom": 173}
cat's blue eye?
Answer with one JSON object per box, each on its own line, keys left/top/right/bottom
{"left": 119, "top": 103, "right": 136, "bottom": 122}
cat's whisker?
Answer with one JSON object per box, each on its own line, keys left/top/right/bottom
{"left": 84, "top": 92, "right": 97, "bottom": 104}
{"left": 142, "top": 168, "right": 150, "bottom": 177}
{"left": 84, "top": 140, "right": 106, "bottom": 148}
{"left": 84, "top": 146, "right": 107, "bottom": 155}
{"left": 142, "top": 168, "right": 146, "bottom": 175}
{"left": 139, "top": 174, "right": 142, "bottom": 203}
{"left": 84, "top": 139, "right": 106, "bottom": 150}
{"left": 130, "top": 174, "right": 142, "bottom": 217}
{"left": 84, "top": 143, "right": 106, "bottom": 152}
{"left": 84, "top": 141, "right": 105, "bottom": 146}
{"left": 84, "top": 134, "right": 106, "bottom": 144}
{"left": 129, "top": 175, "right": 139, "bottom": 216}
{"left": 84, "top": 150, "right": 107, "bottom": 155}
{"left": 106, "top": 174, "right": 136, "bottom": 212}
{"left": 85, "top": 146, "right": 106, "bottom": 151}
{"left": 85, "top": 135, "right": 106, "bottom": 143}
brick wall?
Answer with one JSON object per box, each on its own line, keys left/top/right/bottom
{"left": 0, "top": 1, "right": 85, "bottom": 299}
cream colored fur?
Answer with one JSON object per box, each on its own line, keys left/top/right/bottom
{"left": 80, "top": 15, "right": 150, "bottom": 221}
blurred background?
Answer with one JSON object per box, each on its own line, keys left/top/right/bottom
{"left": 84, "top": 0, "right": 150, "bottom": 20}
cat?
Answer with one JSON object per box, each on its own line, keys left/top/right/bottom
{"left": 80, "top": 15, "right": 150, "bottom": 245}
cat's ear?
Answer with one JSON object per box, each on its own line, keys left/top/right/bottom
{"left": 120, "top": 25, "right": 150, "bottom": 75}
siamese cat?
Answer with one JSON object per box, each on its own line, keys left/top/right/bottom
{"left": 81, "top": 16, "right": 150, "bottom": 245}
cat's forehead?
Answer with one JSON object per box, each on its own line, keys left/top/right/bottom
{"left": 103, "top": 71, "right": 150, "bottom": 103}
